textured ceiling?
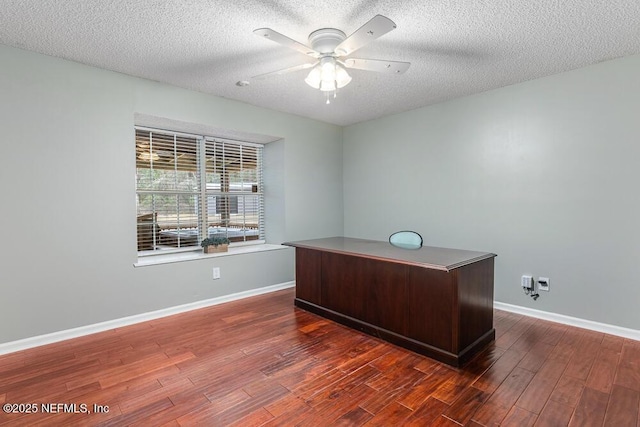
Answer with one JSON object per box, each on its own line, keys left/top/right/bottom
{"left": 2, "top": 1, "right": 640, "bottom": 126}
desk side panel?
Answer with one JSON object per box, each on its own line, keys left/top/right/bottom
{"left": 295, "top": 248, "right": 322, "bottom": 305}
{"left": 406, "top": 267, "right": 455, "bottom": 353}
{"left": 456, "top": 257, "right": 495, "bottom": 352}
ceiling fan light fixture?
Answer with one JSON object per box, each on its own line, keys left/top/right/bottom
{"left": 320, "top": 57, "right": 337, "bottom": 81}
{"left": 304, "top": 65, "right": 322, "bottom": 88}
{"left": 305, "top": 56, "right": 351, "bottom": 94}
{"left": 335, "top": 63, "right": 352, "bottom": 88}
{"left": 320, "top": 79, "right": 336, "bottom": 92}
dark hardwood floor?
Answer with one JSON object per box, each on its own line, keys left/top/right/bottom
{"left": 0, "top": 288, "right": 638, "bottom": 426}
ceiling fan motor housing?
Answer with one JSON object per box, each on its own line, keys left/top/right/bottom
{"left": 308, "top": 28, "right": 346, "bottom": 55}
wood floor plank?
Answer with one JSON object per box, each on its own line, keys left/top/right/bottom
{"left": 338, "top": 343, "right": 393, "bottom": 375}
{"left": 614, "top": 341, "right": 640, "bottom": 392}
{"left": 511, "top": 323, "right": 551, "bottom": 353}
{"left": 333, "top": 406, "right": 374, "bottom": 426}
{"left": 472, "top": 367, "right": 535, "bottom": 426}
{"left": 549, "top": 376, "right": 585, "bottom": 407}
{"left": 516, "top": 359, "right": 567, "bottom": 414}
{"left": 396, "top": 365, "right": 454, "bottom": 410}
{"left": 0, "top": 288, "right": 638, "bottom": 426}
{"left": 537, "top": 359, "right": 568, "bottom": 380}
{"left": 517, "top": 341, "right": 555, "bottom": 373}
{"left": 226, "top": 407, "right": 274, "bottom": 427}
{"left": 603, "top": 384, "right": 639, "bottom": 427}
{"left": 471, "top": 348, "right": 527, "bottom": 394}
{"left": 501, "top": 406, "right": 538, "bottom": 426}
{"left": 97, "top": 397, "right": 174, "bottom": 427}
{"left": 332, "top": 364, "right": 381, "bottom": 394}
{"left": 430, "top": 414, "right": 464, "bottom": 426}
{"left": 539, "top": 324, "right": 568, "bottom": 347}
{"left": 364, "top": 401, "right": 413, "bottom": 426}
{"left": 186, "top": 382, "right": 289, "bottom": 425}
{"left": 535, "top": 399, "right": 574, "bottom": 427}
{"left": 105, "top": 352, "right": 194, "bottom": 390}
{"left": 0, "top": 353, "right": 25, "bottom": 371}
{"left": 291, "top": 367, "right": 347, "bottom": 400}
{"left": 359, "top": 367, "right": 425, "bottom": 414}
{"left": 568, "top": 387, "right": 609, "bottom": 427}
{"left": 263, "top": 392, "right": 308, "bottom": 418}
{"left": 516, "top": 374, "right": 560, "bottom": 415}
{"left": 403, "top": 396, "right": 450, "bottom": 426}
{"left": 495, "top": 317, "right": 536, "bottom": 350}
{"left": 601, "top": 335, "right": 624, "bottom": 352}
{"left": 271, "top": 358, "right": 334, "bottom": 392}
{"left": 442, "top": 386, "right": 489, "bottom": 425}
{"left": 262, "top": 406, "right": 316, "bottom": 426}
{"left": 129, "top": 394, "right": 209, "bottom": 427}
{"left": 471, "top": 400, "right": 512, "bottom": 426}
{"left": 493, "top": 311, "right": 521, "bottom": 340}
{"left": 563, "top": 336, "right": 600, "bottom": 381}
{"left": 614, "top": 363, "right": 640, "bottom": 392}
{"left": 586, "top": 358, "right": 618, "bottom": 394}
{"left": 2, "top": 358, "right": 102, "bottom": 396}
{"left": 299, "top": 387, "right": 361, "bottom": 424}
{"left": 548, "top": 341, "right": 576, "bottom": 364}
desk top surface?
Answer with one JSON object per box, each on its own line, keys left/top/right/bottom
{"left": 283, "top": 237, "right": 496, "bottom": 272}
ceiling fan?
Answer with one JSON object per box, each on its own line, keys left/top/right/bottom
{"left": 252, "top": 15, "right": 410, "bottom": 103}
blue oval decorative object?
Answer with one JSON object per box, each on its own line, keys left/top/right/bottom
{"left": 389, "top": 230, "right": 423, "bottom": 249}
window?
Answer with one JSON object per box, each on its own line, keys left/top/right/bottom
{"left": 135, "top": 127, "right": 264, "bottom": 254}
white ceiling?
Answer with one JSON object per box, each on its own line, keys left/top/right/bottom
{"left": 2, "top": 1, "right": 640, "bottom": 126}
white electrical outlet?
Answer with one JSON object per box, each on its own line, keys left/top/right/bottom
{"left": 521, "top": 275, "right": 533, "bottom": 290}
{"left": 213, "top": 267, "right": 221, "bottom": 280}
{"left": 538, "top": 277, "right": 550, "bottom": 291}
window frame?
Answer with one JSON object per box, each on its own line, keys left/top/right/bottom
{"left": 135, "top": 126, "right": 265, "bottom": 256}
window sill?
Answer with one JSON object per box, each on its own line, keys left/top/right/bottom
{"left": 133, "top": 243, "right": 290, "bottom": 267}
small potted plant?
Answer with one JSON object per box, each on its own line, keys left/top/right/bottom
{"left": 201, "top": 236, "right": 230, "bottom": 253}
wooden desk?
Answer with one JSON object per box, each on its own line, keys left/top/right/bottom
{"left": 283, "top": 237, "right": 497, "bottom": 367}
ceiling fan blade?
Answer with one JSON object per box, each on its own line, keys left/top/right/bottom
{"left": 252, "top": 62, "right": 317, "bottom": 80}
{"left": 343, "top": 58, "right": 410, "bottom": 74}
{"left": 253, "top": 28, "right": 319, "bottom": 58}
{"left": 334, "top": 15, "right": 397, "bottom": 57}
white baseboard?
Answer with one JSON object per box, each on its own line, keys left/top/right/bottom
{"left": 494, "top": 301, "right": 640, "bottom": 341}
{"left": 3, "top": 288, "right": 636, "bottom": 357}
{"left": 0, "top": 281, "right": 295, "bottom": 356}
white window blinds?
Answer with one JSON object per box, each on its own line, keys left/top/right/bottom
{"left": 135, "top": 127, "right": 264, "bottom": 253}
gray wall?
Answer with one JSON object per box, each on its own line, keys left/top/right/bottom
{"left": 0, "top": 45, "right": 344, "bottom": 344}
{"left": 343, "top": 54, "right": 640, "bottom": 330}
{"left": 2, "top": 41, "right": 638, "bottom": 345}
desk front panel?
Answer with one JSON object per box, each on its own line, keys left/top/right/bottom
{"left": 290, "top": 240, "right": 496, "bottom": 366}
{"left": 321, "top": 251, "right": 407, "bottom": 336}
